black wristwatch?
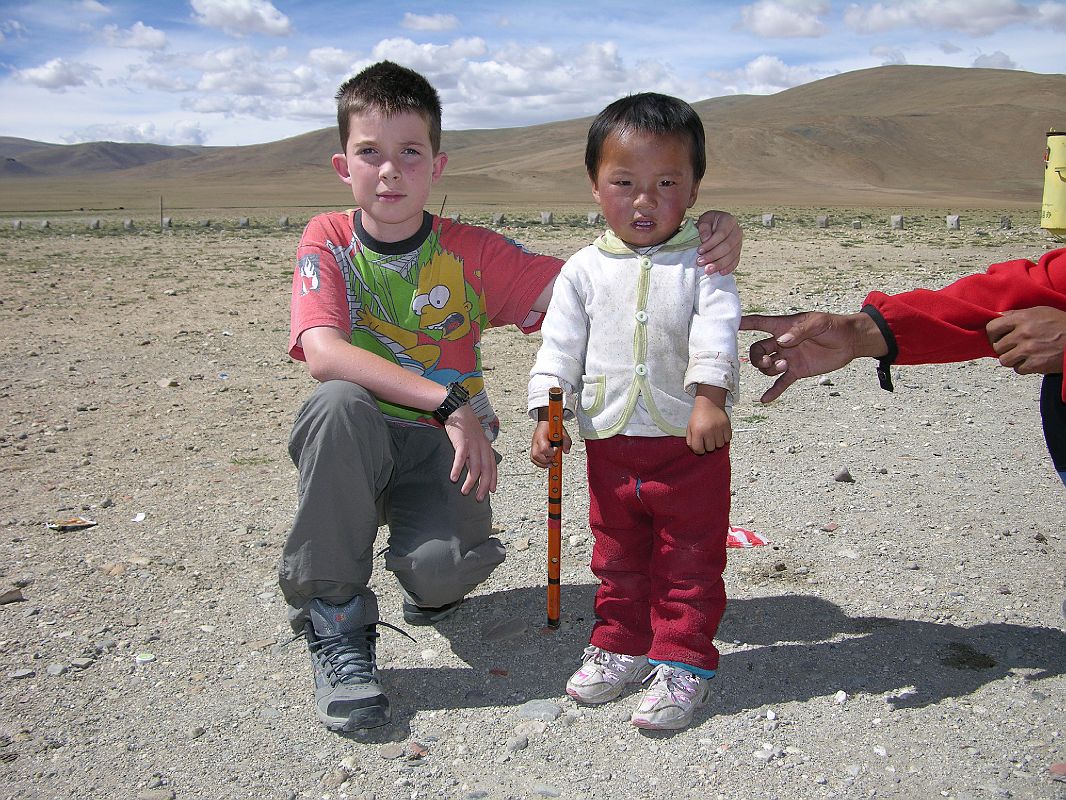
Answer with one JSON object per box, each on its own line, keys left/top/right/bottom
{"left": 432, "top": 382, "right": 470, "bottom": 424}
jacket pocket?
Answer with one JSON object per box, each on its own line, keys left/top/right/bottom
{"left": 580, "top": 374, "right": 606, "bottom": 416}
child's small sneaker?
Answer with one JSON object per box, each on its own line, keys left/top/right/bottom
{"left": 566, "top": 645, "right": 650, "bottom": 704}
{"left": 630, "top": 663, "right": 710, "bottom": 730}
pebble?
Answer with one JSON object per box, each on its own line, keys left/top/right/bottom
{"left": 420, "top": 649, "right": 438, "bottom": 662}
{"left": 834, "top": 467, "right": 855, "bottom": 483}
{"left": 513, "top": 537, "right": 530, "bottom": 551}
{"left": 70, "top": 657, "right": 94, "bottom": 669}
{"left": 8, "top": 669, "right": 34, "bottom": 679}
{"left": 818, "top": 377, "right": 834, "bottom": 386}
{"left": 833, "top": 690, "right": 849, "bottom": 704}
{"left": 189, "top": 726, "right": 206, "bottom": 739}
{"left": 517, "top": 700, "right": 562, "bottom": 721}
{"left": 379, "top": 742, "right": 406, "bottom": 760}
{"left": 481, "top": 617, "right": 527, "bottom": 643}
{"left": 533, "top": 786, "right": 562, "bottom": 797}
{"left": 514, "top": 720, "right": 547, "bottom": 737}
{"left": 45, "top": 663, "right": 67, "bottom": 677}
{"left": 505, "top": 735, "right": 528, "bottom": 753}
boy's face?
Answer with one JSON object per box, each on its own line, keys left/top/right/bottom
{"left": 590, "top": 130, "right": 699, "bottom": 249}
{"left": 331, "top": 110, "right": 447, "bottom": 242}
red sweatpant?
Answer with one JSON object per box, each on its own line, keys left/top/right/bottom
{"left": 585, "top": 435, "right": 729, "bottom": 672}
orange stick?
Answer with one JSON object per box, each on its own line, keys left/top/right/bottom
{"left": 546, "top": 387, "right": 563, "bottom": 628}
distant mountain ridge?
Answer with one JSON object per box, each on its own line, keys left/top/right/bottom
{"left": 2, "top": 64, "right": 1064, "bottom": 211}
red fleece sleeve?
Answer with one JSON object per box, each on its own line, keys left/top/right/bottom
{"left": 863, "top": 248, "right": 1066, "bottom": 367}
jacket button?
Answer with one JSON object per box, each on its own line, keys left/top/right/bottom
{"left": 635, "top": 310, "right": 648, "bottom": 323}
{"left": 635, "top": 364, "right": 648, "bottom": 376}
{"left": 640, "top": 258, "right": 652, "bottom": 270}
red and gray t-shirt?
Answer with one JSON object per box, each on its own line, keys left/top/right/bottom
{"left": 290, "top": 209, "right": 560, "bottom": 439}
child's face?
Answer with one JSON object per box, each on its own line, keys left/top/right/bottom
{"left": 331, "top": 110, "right": 447, "bottom": 242}
{"left": 590, "top": 130, "right": 699, "bottom": 249}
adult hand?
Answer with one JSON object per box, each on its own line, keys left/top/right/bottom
{"left": 443, "top": 405, "right": 497, "bottom": 501}
{"left": 741, "top": 311, "right": 888, "bottom": 403}
{"left": 987, "top": 306, "right": 1066, "bottom": 375}
{"left": 695, "top": 211, "right": 743, "bottom": 275}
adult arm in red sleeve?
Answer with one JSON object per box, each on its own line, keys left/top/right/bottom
{"left": 862, "top": 248, "right": 1066, "bottom": 366}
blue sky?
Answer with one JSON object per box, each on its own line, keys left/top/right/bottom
{"left": 0, "top": 0, "right": 1063, "bottom": 147}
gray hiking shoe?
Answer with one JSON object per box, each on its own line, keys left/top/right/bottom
{"left": 305, "top": 595, "right": 390, "bottom": 731}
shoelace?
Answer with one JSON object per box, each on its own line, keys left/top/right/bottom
{"left": 581, "top": 646, "right": 638, "bottom": 681}
{"left": 295, "top": 620, "right": 413, "bottom": 687}
{"left": 642, "top": 664, "right": 698, "bottom": 702}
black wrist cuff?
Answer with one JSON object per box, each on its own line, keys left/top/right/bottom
{"left": 860, "top": 305, "right": 898, "bottom": 392}
{"left": 432, "top": 382, "right": 470, "bottom": 424}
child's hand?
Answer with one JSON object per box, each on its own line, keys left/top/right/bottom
{"left": 530, "top": 420, "right": 572, "bottom": 468}
{"left": 687, "top": 393, "right": 731, "bottom": 454}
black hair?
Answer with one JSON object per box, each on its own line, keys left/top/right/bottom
{"left": 585, "top": 92, "right": 706, "bottom": 182}
{"left": 335, "top": 61, "right": 443, "bottom": 152}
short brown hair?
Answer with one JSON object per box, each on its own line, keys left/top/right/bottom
{"left": 335, "top": 61, "right": 443, "bottom": 153}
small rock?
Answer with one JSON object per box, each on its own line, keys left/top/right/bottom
{"left": 818, "top": 377, "right": 834, "bottom": 386}
{"left": 513, "top": 537, "right": 530, "bottom": 551}
{"left": 69, "top": 657, "right": 94, "bottom": 669}
{"left": 517, "top": 700, "right": 562, "bottom": 721}
{"left": 420, "top": 649, "right": 438, "bottom": 662}
{"left": 533, "top": 786, "right": 562, "bottom": 797}
{"left": 481, "top": 617, "right": 527, "bottom": 642}
{"left": 515, "top": 720, "right": 547, "bottom": 737}
{"left": 505, "top": 735, "right": 529, "bottom": 753}
{"left": 379, "top": 742, "right": 406, "bottom": 760}
{"left": 820, "top": 522, "right": 839, "bottom": 532}
{"left": 834, "top": 467, "right": 854, "bottom": 483}
{"left": 833, "top": 690, "right": 849, "bottom": 704}
{"left": 189, "top": 726, "right": 206, "bottom": 739}
{"left": 45, "top": 663, "right": 67, "bottom": 677}
{"left": 156, "top": 378, "right": 179, "bottom": 388}
{"left": 8, "top": 669, "right": 35, "bottom": 680}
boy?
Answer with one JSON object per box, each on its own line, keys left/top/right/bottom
{"left": 529, "top": 93, "right": 740, "bottom": 730}
{"left": 285, "top": 61, "right": 742, "bottom": 732}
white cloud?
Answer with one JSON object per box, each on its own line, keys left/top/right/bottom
{"left": 308, "top": 46, "right": 356, "bottom": 76}
{"left": 401, "top": 12, "right": 459, "bottom": 31}
{"left": 871, "top": 45, "right": 908, "bottom": 64}
{"left": 739, "top": 0, "right": 829, "bottom": 37}
{"left": 709, "top": 54, "right": 828, "bottom": 95}
{"left": 972, "top": 49, "right": 1018, "bottom": 67}
{"left": 844, "top": 0, "right": 1035, "bottom": 36}
{"left": 190, "top": 0, "right": 291, "bottom": 37}
{"left": 102, "top": 21, "right": 167, "bottom": 49}
{"left": 80, "top": 1, "right": 110, "bottom": 14}
{"left": 66, "top": 120, "right": 207, "bottom": 145}
{"left": 938, "top": 40, "right": 964, "bottom": 53}
{"left": 15, "top": 57, "right": 101, "bottom": 91}
{"left": 1, "top": 19, "right": 27, "bottom": 42}
{"left": 1037, "top": 1, "right": 1066, "bottom": 30}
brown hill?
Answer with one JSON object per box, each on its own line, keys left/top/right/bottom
{"left": 1, "top": 64, "right": 1064, "bottom": 213}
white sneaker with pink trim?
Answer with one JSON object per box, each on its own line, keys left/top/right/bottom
{"left": 565, "top": 646, "right": 651, "bottom": 704}
{"left": 630, "top": 663, "right": 710, "bottom": 730}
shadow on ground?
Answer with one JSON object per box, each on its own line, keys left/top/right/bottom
{"left": 358, "top": 586, "right": 1066, "bottom": 739}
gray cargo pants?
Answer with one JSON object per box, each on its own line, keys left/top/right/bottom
{"left": 280, "top": 380, "right": 505, "bottom": 631}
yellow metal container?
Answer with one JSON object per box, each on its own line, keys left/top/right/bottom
{"left": 1043, "top": 130, "right": 1066, "bottom": 239}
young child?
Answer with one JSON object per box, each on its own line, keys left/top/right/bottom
{"left": 285, "top": 61, "right": 743, "bottom": 733}
{"left": 529, "top": 93, "right": 740, "bottom": 731}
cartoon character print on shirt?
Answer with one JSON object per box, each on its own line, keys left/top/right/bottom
{"left": 341, "top": 227, "right": 490, "bottom": 434}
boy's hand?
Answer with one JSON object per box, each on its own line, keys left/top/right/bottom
{"left": 695, "top": 211, "right": 743, "bottom": 275}
{"left": 687, "top": 392, "right": 731, "bottom": 454}
{"left": 443, "top": 405, "right": 497, "bottom": 501}
{"left": 530, "top": 419, "right": 572, "bottom": 469}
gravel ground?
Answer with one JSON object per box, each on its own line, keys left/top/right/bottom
{"left": 0, "top": 213, "right": 1063, "bottom": 800}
